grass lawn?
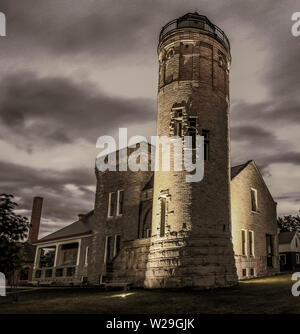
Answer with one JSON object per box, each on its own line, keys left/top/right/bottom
{"left": 1, "top": 274, "right": 299, "bottom": 314}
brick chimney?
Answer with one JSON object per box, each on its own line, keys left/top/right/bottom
{"left": 28, "top": 197, "right": 43, "bottom": 243}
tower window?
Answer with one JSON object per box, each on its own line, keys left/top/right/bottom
{"left": 160, "top": 197, "right": 166, "bottom": 237}
{"left": 188, "top": 117, "right": 197, "bottom": 127}
{"left": 173, "top": 109, "right": 183, "bottom": 137}
{"left": 251, "top": 188, "right": 258, "bottom": 212}
{"left": 202, "top": 129, "right": 209, "bottom": 160}
{"left": 174, "top": 120, "right": 183, "bottom": 137}
{"left": 175, "top": 109, "right": 183, "bottom": 118}
{"left": 188, "top": 117, "right": 197, "bottom": 149}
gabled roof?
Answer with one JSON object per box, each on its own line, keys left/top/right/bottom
{"left": 231, "top": 161, "right": 252, "bottom": 179}
{"left": 279, "top": 231, "right": 297, "bottom": 245}
{"left": 35, "top": 211, "right": 94, "bottom": 244}
{"left": 231, "top": 160, "right": 276, "bottom": 204}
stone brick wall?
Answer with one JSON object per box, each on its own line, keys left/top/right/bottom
{"left": 89, "top": 165, "right": 153, "bottom": 284}
{"left": 109, "top": 238, "right": 151, "bottom": 287}
{"left": 231, "top": 161, "right": 279, "bottom": 279}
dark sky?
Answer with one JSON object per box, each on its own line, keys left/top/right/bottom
{"left": 0, "top": 0, "right": 299, "bottom": 237}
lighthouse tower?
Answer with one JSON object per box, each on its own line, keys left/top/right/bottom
{"left": 144, "top": 13, "right": 238, "bottom": 288}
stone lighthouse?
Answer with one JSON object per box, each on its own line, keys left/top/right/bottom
{"left": 144, "top": 13, "right": 238, "bottom": 288}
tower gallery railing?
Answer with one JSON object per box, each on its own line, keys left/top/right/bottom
{"left": 159, "top": 14, "right": 230, "bottom": 52}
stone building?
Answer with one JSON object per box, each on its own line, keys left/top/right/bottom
{"left": 279, "top": 231, "right": 300, "bottom": 272}
{"left": 30, "top": 12, "right": 279, "bottom": 288}
{"left": 231, "top": 161, "right": 279, "bottom": 279}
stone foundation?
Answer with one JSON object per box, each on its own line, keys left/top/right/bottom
{"left": 144, "top": 234, "right": 237, "bottom": 289}
{"left": 110, "top": 238, "right": 151, "bottom": 287}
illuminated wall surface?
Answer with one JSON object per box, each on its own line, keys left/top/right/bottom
{"left": 231, "top": 162, "right": 279, "bottom": 279}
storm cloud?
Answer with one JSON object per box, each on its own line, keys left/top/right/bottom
{"left": 0, "top": 0, "right": 299, "bottom": 238}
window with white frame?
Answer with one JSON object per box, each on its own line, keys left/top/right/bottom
{"left": 251, "top": 188, "right": 258, "bottom": 212}
{"left": 84, "top": 246, "right": 89, "bottom": 266}
{"left": 113, "top": 235, "right": 121, "bottom": 257}
{"left": 117, "top": 190, "right": 124, "bottom": 216}
{"left": 107, "top": 192, "right": 116, "bottom": 218}
{"left": 249, "top": 230, "right": 254, "bottom": 256}
{"left": 104, "top": 236, "right": 113, "bottom": 263}
{"left": 241, "top": 229, "right": 246, "bottom": 256}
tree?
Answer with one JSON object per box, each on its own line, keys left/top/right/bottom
{"left": 277, "top": 212, "right": 300, "bottom": 232}
{"left": 0, "top": 194, "right": 30, "bottom": 277}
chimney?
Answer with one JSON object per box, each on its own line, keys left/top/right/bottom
{"left": 28, "top": 197, "right": 43, "bottom": 243}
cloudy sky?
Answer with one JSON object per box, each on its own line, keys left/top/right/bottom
{"left": 0, "top": 0, "right": 299, "bottom": 238}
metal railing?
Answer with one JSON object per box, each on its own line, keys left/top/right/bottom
{"left": 159, "top": 14, "right": 230, "bottom": 52}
